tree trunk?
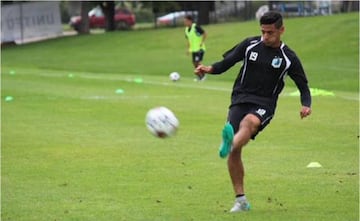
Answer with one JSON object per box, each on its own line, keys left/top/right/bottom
{"left": 198, "top": 1, "right": 210, "bottom": 25}
{"left": 79, "top": 1, "right": 90, "bottom": 34}
{"left": 100, "top": 1, "right": 115, "bottom": 31}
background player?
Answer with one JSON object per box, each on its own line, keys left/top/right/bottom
{"left": 184, "top": 15, "right": 207, "bottom": 81}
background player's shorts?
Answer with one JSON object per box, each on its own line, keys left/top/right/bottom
{"left": 227, "top": 103, "right": 274, "bottom": 139}
{"left": 192, "top": 49, "right": 205, "bottom": 63}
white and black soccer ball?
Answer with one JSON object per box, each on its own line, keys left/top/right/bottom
{"left": 169, "top": 72, "right": 180, "bottom": 81}
{"left": 145, "top": 107, "right": 179, "bottom": 138}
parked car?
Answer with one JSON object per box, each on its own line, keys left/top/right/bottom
{"left": 255, "top": 5, "right": 269, "bottom": 20}
{"left": 69, "top": 6, "right": 135, "bottom": 31}
{"left": 156, "top": 11, "right": 197, "bottom": 27}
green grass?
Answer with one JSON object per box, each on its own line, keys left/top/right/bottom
{"left": 1, "top": 13, "right": 359, "bottom": 221}
{"left": 2, "top": 13, "right": 359, "bottom": 91}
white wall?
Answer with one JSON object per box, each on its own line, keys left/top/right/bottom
{"left": 1, "top": 1, "right": 62, "bottom": 43}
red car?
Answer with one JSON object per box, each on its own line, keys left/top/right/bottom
{"left": 70, "top": 6, "right": 135, "bottom": 31}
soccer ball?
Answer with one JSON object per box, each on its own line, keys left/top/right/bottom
{"left": 145, "top": 107, "right": 179, "bottom": 138}
{"left": 169, "top": 72, "right": 180, "bottom": 81}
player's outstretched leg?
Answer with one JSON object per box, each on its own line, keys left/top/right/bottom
{"left": 227, "top": 114, "right": 260, "bottom": 212}
{"left": 219, "top": 122, "right": 234, "bottom": 158}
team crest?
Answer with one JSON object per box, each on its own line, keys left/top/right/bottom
{"left": 271, "top": 57, "right": 283, "bottom": 68}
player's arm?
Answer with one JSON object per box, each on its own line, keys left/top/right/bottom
{"left": 185, "top": 35, "right": 190, "bottom": 55}
{"left": 288, "top": 56, "right": 312, "bottom": 119}
{"left": 201, "top": 31, "right": 207, "bottom": 46}
{"left": 196, "top": 26, "right": 207, "bottom": 46}
{"left": 195, "top": 39, "right": 247, "bottom": 75}
{"left": 186, "top": 41, "right": 190, "bottom": 55}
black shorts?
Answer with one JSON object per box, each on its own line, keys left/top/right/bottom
{"left": 227, "top": 103, "right": 274, "bottom": 139}
{"left": 192, "top": 49, "right": 205, "bottom": 63}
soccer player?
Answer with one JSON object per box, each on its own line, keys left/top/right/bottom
{"left": 184, "top": 15, "right": 207, "bottom": 81}
{"left": 195, "top": 11, "right": 312, "bottom": 212}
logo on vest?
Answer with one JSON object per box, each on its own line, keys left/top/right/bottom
{"left": 271, "top": 57, "right": 283, "bottom": 68}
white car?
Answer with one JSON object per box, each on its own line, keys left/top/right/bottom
{"left": 156, "top": 11, "right": 197, "bottom": 26}
{"left": 255, "top": 5, "right": 269, "bottom": 20}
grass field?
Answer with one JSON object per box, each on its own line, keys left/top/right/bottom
{"left": 1, "top": 13, "right": 359, "bottom": 221}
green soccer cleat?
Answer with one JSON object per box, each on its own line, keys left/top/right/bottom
{"left": 219, "top": 123, "right": 234, "bottom": 158}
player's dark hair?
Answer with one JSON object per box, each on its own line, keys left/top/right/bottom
{"left": 185, "top": 15, "right": 193, "bottom": 21}
{"left": 260, "top": 11, "right": 283, "bottom": 29}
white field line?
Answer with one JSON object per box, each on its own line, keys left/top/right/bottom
{"left": 34, "top": 72, "right": 359, "bottom": 101}
{"left": 82, "top": 95, "right": 193, "bottom": 100}
{"left": 37, "top": 72, "right": 232, "bottom": 92}
{"left": 80, "top": 74, "right": 232, "bottom": 92}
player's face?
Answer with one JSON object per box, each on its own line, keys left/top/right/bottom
{"left": 261, "top": 24, "right": 284, "bottom": 48}
{"left": 184, "top": 18, "right": 192, "bottom": 27}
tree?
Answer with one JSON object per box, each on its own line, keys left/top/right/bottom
{"left": 78, "top": 1, "right": 90, "bottom": 34}
{"left": 197, "top": 1, "right": 212, "bottom": 25}
{"left": 99, "top": 1, "right": 115, "bottom": 31}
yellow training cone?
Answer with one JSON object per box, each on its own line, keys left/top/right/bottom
{"left": 307, "top": 162, "right": 322, "bottom": 168}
